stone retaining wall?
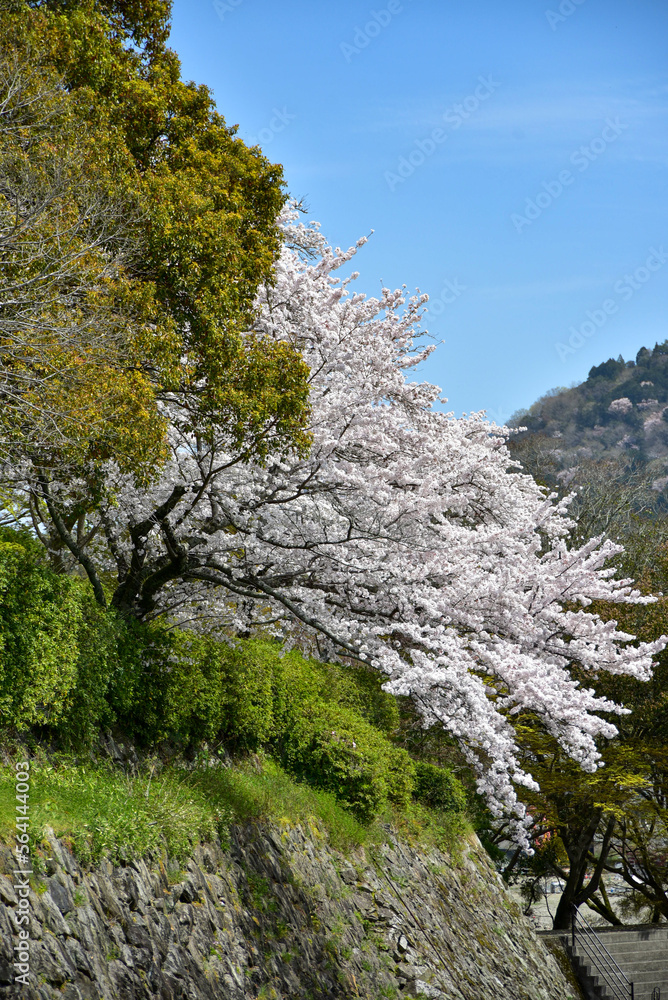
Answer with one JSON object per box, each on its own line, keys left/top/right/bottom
{"left": 1, "top": 823, "right": 582, "bottom": 999}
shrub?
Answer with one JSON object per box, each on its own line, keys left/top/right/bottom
{"left": 122, "top": 635, "right": 399, "bottom": 747}
{"left": 0, "top": 528, "right": 157, "bottom": 744}
{"left": 0, "top": 529, "right": 86, "bottom": 730}
{"left": 275, "top": 700, "right": 415, "bottom": 822}
{"left": 122, "top": 632, "right": 278, "bottom": 750}
{"left": 53, "top": 598, "right": 124, "bottom": 747}
{"left": 280, "top": 653, "right": 400, "bottom": 736}
{"left": 412, "top": 760, "right": 467, "bottom": 813}
{"left": 125, "top": 636, "right": 413, "bottom": 822}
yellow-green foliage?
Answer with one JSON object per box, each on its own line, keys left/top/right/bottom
{"left": 0, "top": 5, "right": 311, "bottom": 477}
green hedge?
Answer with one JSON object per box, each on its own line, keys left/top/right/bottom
{"left": 124, "top": 632, "right": 399, "bottom": 750}
{"left": 0, "top": 527, "right": 467, "bottom": 824}
{"left": 0, "top": 529, "right": 122, "bottom": 742}
{"left": 0, "top": 529, "right": 81, "bottom": 728}
{"left": 274, "top": 700, "right": 415, "bottom": 822}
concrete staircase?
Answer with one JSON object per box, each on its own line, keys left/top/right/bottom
{"left": 541, "top": 923, "right": 668, "bottom": 1000}
{"left": 573, "top": 924, "right": 668, "bottom": 1000}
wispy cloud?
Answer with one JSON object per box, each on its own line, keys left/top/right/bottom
{"left": 356, "top": 78, "right": 668, "bottom": 164}
{"left": 475, "top": 275, "right": 611, "bottom": 298}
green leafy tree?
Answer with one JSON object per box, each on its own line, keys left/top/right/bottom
{"left": 0, "top": 1, "right": 311, "bottom": 493}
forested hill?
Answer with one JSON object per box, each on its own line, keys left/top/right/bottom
{"left": 508, "top": 340, "right": 668, "bottom": 480}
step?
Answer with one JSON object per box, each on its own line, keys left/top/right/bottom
{"left": 631, "top": 977, "right": 668, "bottom": 988}
{"left": 602, "top": 936, "right": 668, "bottom": 947}
{"left": 618, "top": 960, "right": 668, "bottom": 976}
{"left": 592, "top": 931, "right": 668, "bottom": 947}
{"left": 585, "top": 956, "right": 668, "bottom": 974}
{"left": 572, "top": 961, "right": 667, "bottom": 999}
{"left": 589, "top": 929, "right": 668, "bottom": 940}
{"left": 605, "top": 951, "right": 668, "bottom": 967}
{"left": 571, "top": 959, "right": 636, "bottom": 997}
{"left": 561, "top": 926, "right": 668, "bottom": 1000}
{"left": 572, "top": 957, "right": 632, "bottom": 996}
{"left": 571, "top": 953, "right": 667, "bottom": 985}
{"left": 572, "top": 944, "right": 668, "bottom": 969}
{"left": 574, "top": 953, "right": 667, "bottom": 974}
{"left": 603, "top": 948, "right": 668, "bottom": 962}
{"left": 601, "top": 941, "right": 668, "bottom": 955}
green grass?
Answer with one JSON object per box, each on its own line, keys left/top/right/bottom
{"left": 0, "top": 753, "right": 221, "bottom": 866}
{"left": 191, "top": 756, "right": 380, "bottom": 851}
{"left": 387, "top": 797, "right": 470, "bottom": 856}
{"left": 0, "top": 751, "right": 470, "bottom": 867}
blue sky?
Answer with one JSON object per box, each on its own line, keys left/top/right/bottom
{"left": 169, "top": 0, "right": 668, "bottom": 422}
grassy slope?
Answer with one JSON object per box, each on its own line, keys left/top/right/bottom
{"left": 0, "top": 751, "right": 469, "bottom": 869}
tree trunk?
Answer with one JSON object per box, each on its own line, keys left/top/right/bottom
{"left": 553, "top": 811, "right": 616, "bottom": 930}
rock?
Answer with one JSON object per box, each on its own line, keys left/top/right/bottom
{"left": 0, "top": 959, "right": 12, "bottom": 989}
{"left": 31, "top": 936, "right": 75, "bottom": 986}
{"left": 60, "top": 986, "right": 83, "bottom": 1000}
{"left": 412, "top": 980, "right": 442, "bottom": 998}
{"left": 65, "top": 940, "right": 93, "bottom": 977}
{"left": 176, "top": 882, "right": 198, "bottom": 905}
{"left": 338, "top": 866, "right": 358, "bottom": 886}
{"left": 41, "top": 895, "right": 70, "bottom": 937}
{"left": 353, "top": 891, "right": 373, "bottom": 912}
{"left": 0, "top": 878, "right": 16, "bottom": 906}
{"left": 125, "top": 917, "right": 150, "bottom": 949}
{"left": 107, "top": 959, "right": 137, "bottom": 1000}
{"left": 89, "top": 874, "right": 123, "bottom": 922}
{"left": 396, "top": 961, "right": 429, "bottom": 980}
{"left": 47, "top": 877, "right": 73, "bottom": 915}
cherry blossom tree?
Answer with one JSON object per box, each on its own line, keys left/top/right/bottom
{"left": 12, "top": 209, "right": 665, "bottom": 839}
